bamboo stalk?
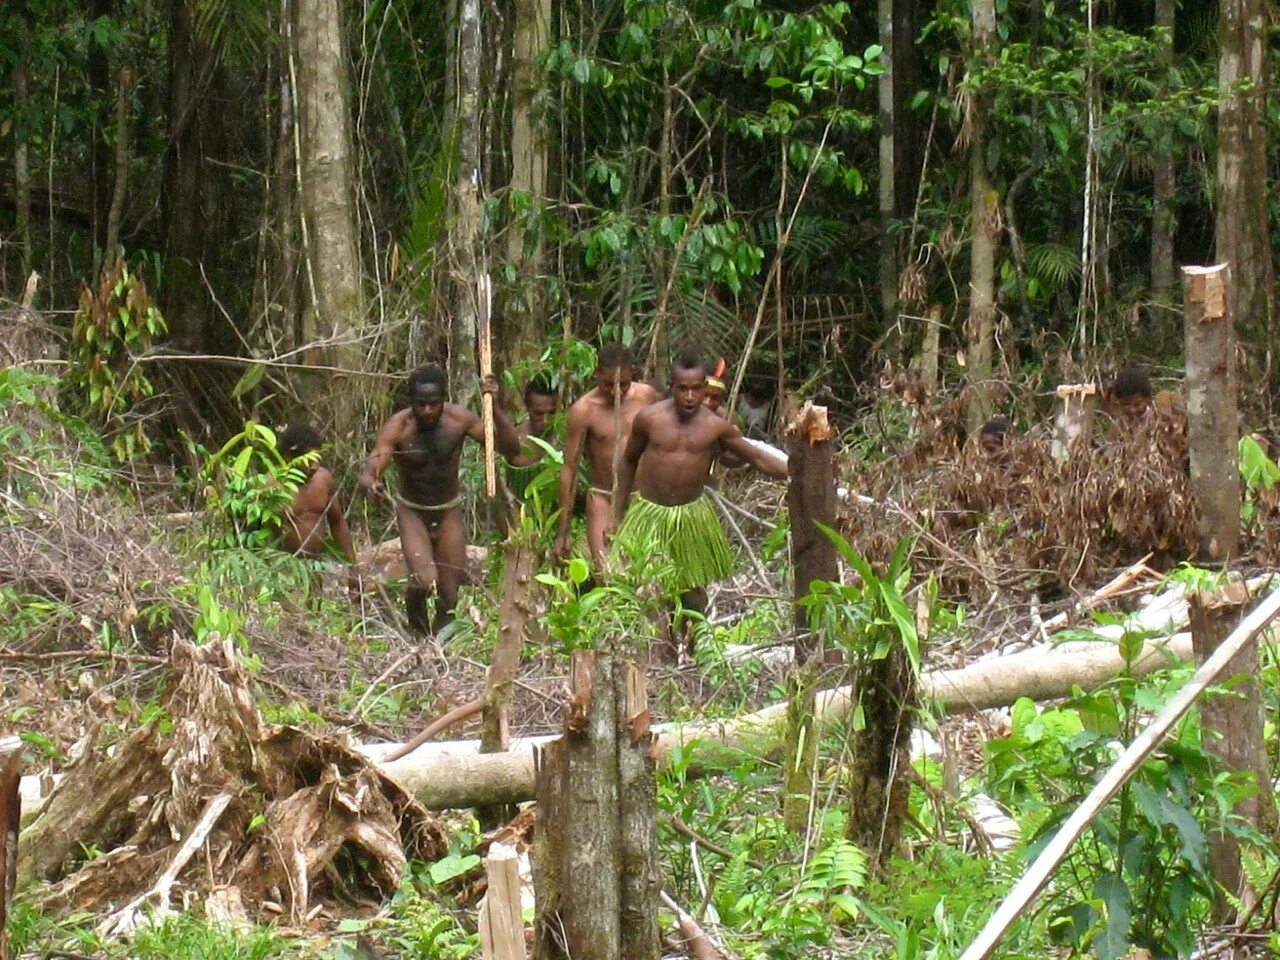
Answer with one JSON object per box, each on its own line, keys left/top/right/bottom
{"left": 957, "top": 584, "right": 1280, "bottom": 960}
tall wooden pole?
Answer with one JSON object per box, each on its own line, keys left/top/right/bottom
{"left": 1, "top": 736, "right": 21, "bottom": 960}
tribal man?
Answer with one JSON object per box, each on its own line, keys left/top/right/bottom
{"left": 612, "top": 351, "right": 788, "bottom": 642}
{"left": 556, "top": 344, "right": 662, "bottom": 566}
{"left": 360, "top": 365, "right": 520, "bottom": 633}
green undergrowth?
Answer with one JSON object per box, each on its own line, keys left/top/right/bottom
{"left": 7, "top": 368, "right": 1280, "bottom": 958}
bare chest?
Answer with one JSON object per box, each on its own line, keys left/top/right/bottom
{"left": 394, "top": 422, "right": 464, "bottom": 470}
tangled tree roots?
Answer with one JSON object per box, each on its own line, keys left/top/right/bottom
{"left": 17, "top": 637, "right": 446, "bottom": 929}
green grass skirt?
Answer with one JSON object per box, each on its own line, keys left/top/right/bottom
{"left": 612, "top": 494, "right": 734, "bottom": 593}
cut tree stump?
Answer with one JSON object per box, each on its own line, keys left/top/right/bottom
{"left": 783, "top": 401, "right": 838, "bottom": 834}
{"left": 1190, "top": 582, "right": 1278, "bottom": 919}
{"left": 533, "top": 650, "right": 658, "bottom": 960}
{"left": 1, "top": 736, "right": 21, "bottom": 960}
{"left": 1183, "top": 263, "right": 1240, "bottom": 561}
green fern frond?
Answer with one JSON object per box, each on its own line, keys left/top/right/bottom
{"left": 1025, "top": 241, "right": 1081, "bottom": 294}
{"left": 192, "top": 0, "right": 270, "bottom": 65}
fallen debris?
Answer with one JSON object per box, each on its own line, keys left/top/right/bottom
{"left": 16, "top": 637, "right": 447, "bottom": 929}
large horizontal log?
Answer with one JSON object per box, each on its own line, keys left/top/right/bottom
{"left": 378, "top": 632, "right": 1196, "bottom": 808}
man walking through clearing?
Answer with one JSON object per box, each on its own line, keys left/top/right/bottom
{"left": 612, "top": 351, "right": 788, "bottom": 626}
{"left": 360, "top": 365, "right": 520, "bottom": 634}
{"left": 556, "top": 344, "right": 661, "bottom": 567}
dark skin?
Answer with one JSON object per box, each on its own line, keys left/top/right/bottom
{"left": 556, "top": 364, "right": 662, "bottom": 566}
{"left": 614, "top": 364, "right": 788, "bottom": 614}
{"left": 510, "top": 392, "right": 559, "bottom": 467}
{"left": 283, "top": 462, "right": 359, "bottom": 594}
{"left": 359, "top": 375, "right": 519, "bottom": 633}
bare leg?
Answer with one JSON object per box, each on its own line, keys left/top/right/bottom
{"left": 431, "top": 506, "right": 467, "bottom": 633}
{"left": 584, "top": 491, "right": 612, "bottom": 570}
{"left": 396, "top": 503, "right": 438, "bottom": 635}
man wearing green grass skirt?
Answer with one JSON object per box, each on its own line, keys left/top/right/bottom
{"left": 612, "top": 350, "right": 789, "bottom": 645}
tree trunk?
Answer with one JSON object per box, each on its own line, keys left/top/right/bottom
{"left": 785, "top": 403, "right": 838, "bottom": 654}
{"left": 966, "top": 0, "right": 999, "bottom": 430}
{"left": 1189, "top": 584, "right": 1278, "bottom": 920}
{"left": 1183, "top": 264, "right": 1240, "bottom": 560}
{"left": 532, "top": 652, "right": 658, "bottom": 960}
{"left": 877, "top": 0, "right": 898, "bottom": 337}
{"left": 1216, "top": 0, "right": 1275, "bottom": 395}
{"left": 294, "top": 0, "right": 365, "bottom": 431}
{"left": 782, "top": 403, "right": 838, "bottom": 833}
{"left": 501, "top": 0, "right": 551, "bottom": 376}
{"left": 162, "top": 0, "right": 212, "bottom": 350}
{"left": 449, "top": 0, "right": 482, "bottom": 402}
{"left": 1, "top": 737, "right": 20, "bottom": 960}
{"left": 104, "top": 67, "right": 134, "bottom": 263}
{"left": 480, "top": 541, "right": 537, "bottom": 754}
{"left": 1150, "top": 0, "right": 1178, "bottom": 301}
{"left": 88, "top": 0, "right": 115, "bottom": 263}
{"left": 845, "top": 642, "right": 914, "bottom": 872}
{"left": 11, "top": 2, "right": 32, "bottom": 278}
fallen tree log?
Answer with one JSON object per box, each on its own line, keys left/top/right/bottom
{"left": 377, "top": 632, "right": 1196, "bottom": 808}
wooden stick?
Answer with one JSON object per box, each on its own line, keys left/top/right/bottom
{"left": 478, "top": 271, "right": 497, "bottom": 497}
{"left": 383, "top": 697, "right": 484, "bottom": 763}
{"left": 957, "top": 584, "right": 1280, "bottom": 960}
{"left": 479, "top": 842, "right": 525, "bottom": 960}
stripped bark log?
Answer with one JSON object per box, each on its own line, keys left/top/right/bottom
{"left": 380, "top": 632, "right": 1201, "bottom": 809}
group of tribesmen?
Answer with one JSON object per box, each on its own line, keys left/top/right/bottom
{"left": 277, "top": 346, "right": 787, "bottom": 643}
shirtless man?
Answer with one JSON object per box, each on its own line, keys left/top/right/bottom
{"left": 555, "top": 344, "right": 662, "bottom": 565}
{"left": 278, "top": 423, "right": 358, "bottom": 591}
{"left": 359, "top": 365, "right": 520, "bottom": 633}
{"left": 612, "top": 351, "right": 788, "bottom": 621}
{"left": 505, "top": 375, "right": 559, "bottom": 504}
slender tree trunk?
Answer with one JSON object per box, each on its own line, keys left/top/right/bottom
{"left": 162, "top": 0, "right": 211, "bottom": 350}
{"left": 449, "top": 0, "right": 482, "bottom": 402}
{"left": 104, "top": 67, "right": 134, "bottom": 262}
{"left": 294, "top": 0, "right": 365, "bottom": 430}
{"left": 88, "top": 0, "right": 115, "bottom": 264}
{"left": 500, "top": 0, "right": 551, "bottom": 377}
{"left": 1189, "top": 585, "right": 1278, "bottom": 920}
{"left": 12, "top": 2, "right": 32, "bottom": 277}
{"left": 1, "top": 736, "right": 20, "bottom": 957}
{"left": 966, "top": 0, "right": 999, "bottom": 430}
{"left": 1216, "top": 0, "right": 1275, "bottom": 396}
{"left": 1150, "top": 0, "right": 1178, "bottom": 301}
{"left": 1183, "top": 264, "right": 1240, "bottom": 561}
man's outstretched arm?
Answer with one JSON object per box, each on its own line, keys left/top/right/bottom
{"left": 466, "top": 375, "right": 522, "bottom": 460}
{"left": 359, "top": 415, "right": 401, "bottom": 501}
{"left": 722, "top": 427, "right": 789, "bottom": 480}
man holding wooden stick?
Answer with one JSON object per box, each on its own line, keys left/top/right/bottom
{"left": 360, "top": 365, "right": 520, "bottom": 634}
